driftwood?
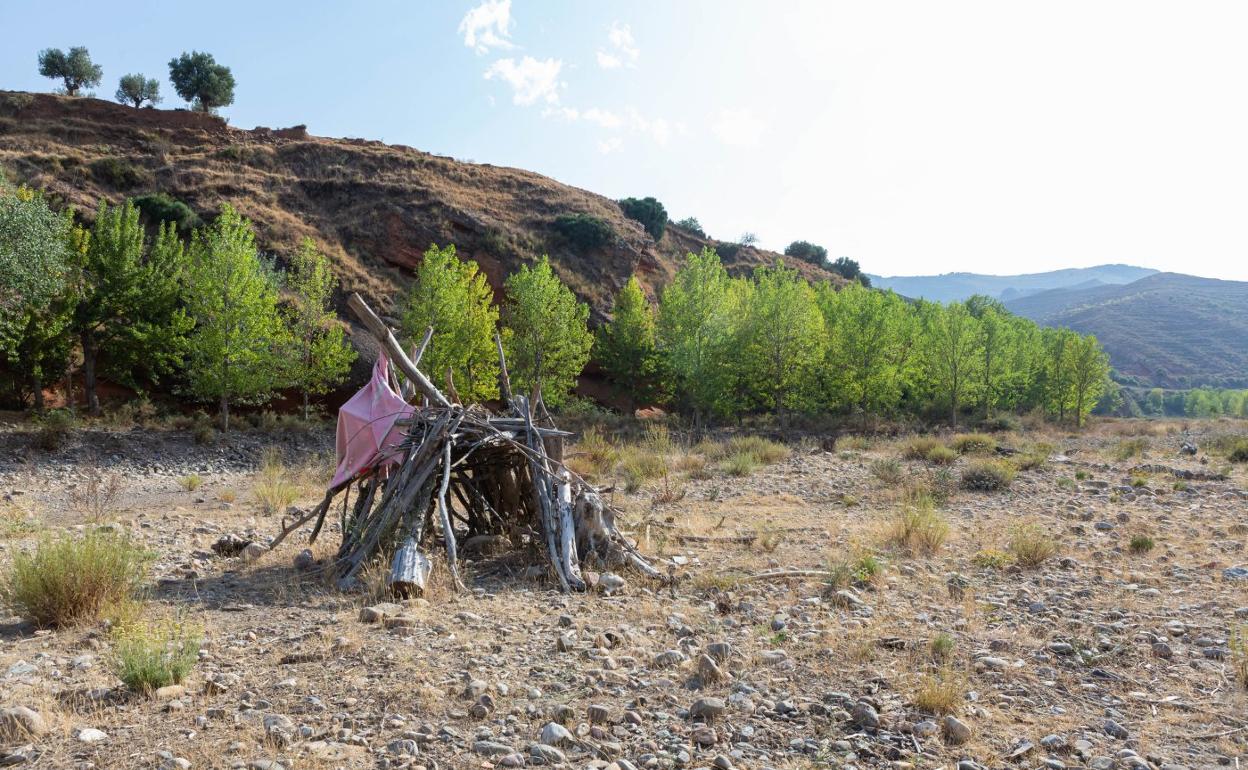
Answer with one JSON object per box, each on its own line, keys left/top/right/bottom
{"left": 280, "top": 293, "right": 657, "bottom": 594}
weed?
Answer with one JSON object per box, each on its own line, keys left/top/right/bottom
{"left": 1057, "top": 477, "right": 1076, "bottom": 490}
{"left": 756, "top": 523, "right": 784, "bottom": 552}
{"left": 179, "top": 474, "right": 203, "bottom": 492}
{"left": 951, "top": 433, "right": 996, "bottom": 454}
{"left": 1075, "top": 470, "right": 1089, "bottom": 480}
{"left": 69, "top": 467, "right": 124, "bottom": 522}
{"left": 1008, "top": 522, "right": 1058, "bottom": 568}
{"left": 1113, "top": 437, "right": 1149, "bottom": 461}
{"left": 913, "top": 667, "right": 966, "bottom": 714}
{"left": 929, "top": 632, "right": 955, "bottom": 661}
{"left": 960, "top": 460, "right": 1014, "bottom": 491}
{"left": 926, "top": 445, "right": 958, "bottom": 466}
{"left": 1172, "top": 480, "right": 1188, "bottom": 492}
{"left": 971, "top": 549, "right": 1011, "bottom": 569}
{"left": 722, "top": 452, "right": 759, "bottom": 477}
{"left": 871, "top": 458, "right": 904, "bottom": 486}
{"left": 836, "top": 435, "right": 871, "bottom": 451}
{"left": 901, "top": 437, "right": 941, "bottom": 461}
{"left": 111, "top": 615, "right": 202, "bottom": 692}
{"left": 1129, "top": 472, "right": 1149, "bottom": 488}
{"left": 1231, "top": 626, "right": 1248, "bottom": 691}
{"left": 570, "top": 426, "right": 617, "bottom": 477}
{"left": 219, "top": 489, "right": 237, "bottom": 504}
{"left": 887, "top": 497, "right": 949, "bottom": 556}
{"left": 1128, "top": 534, "right": 1156, "bottom": 554}
{"left": 33, "top": 408, "right": 75, "bottom": 451}
{"left": 1227, "top": 439, "right": 1248, "bottom": 463}
{"left": 1014, "top": 449, "right": 1049, "bottom": 471}
{"left": 2, "top": 531, "right": 152, "bottom": 628}
{"left": 254, "top": 448, "right": 298, "bottom": 515}
{"left": 0, "top": 501, "right": 40, "bottom": 538}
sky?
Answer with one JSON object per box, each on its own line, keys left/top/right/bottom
{"left": 3, "top": 0, "right": 1247, "bottom": 280}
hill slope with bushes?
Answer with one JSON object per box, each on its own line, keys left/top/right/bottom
{"left": 0, "top": 90, "right": 832, "bottom": 321}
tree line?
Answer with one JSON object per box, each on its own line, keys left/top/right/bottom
{"left": 36, "top": 45, "right": 234, "bottom": 112}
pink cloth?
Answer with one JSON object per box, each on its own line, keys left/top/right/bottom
{"left": 330, "top": 354, "right": 414, "bottom": 488}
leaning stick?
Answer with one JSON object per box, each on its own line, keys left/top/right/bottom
{"left": 435, "top": 439, "right": 465, "bottom": 591}
{"left": 400, "top": 326, "right": 435, "bottom": 400}
{"left": 348, "top": 293, "right": 449, "bottom": 408}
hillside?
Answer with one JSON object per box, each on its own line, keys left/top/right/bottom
{"left": 868, "top": 264, "right": 1157, "bottom": 303}
{"left": 0, "top": 91, "right": 833, "bottom": 322}
{"left": 1005, "top": 272, "right": 1248, "bottom": 388}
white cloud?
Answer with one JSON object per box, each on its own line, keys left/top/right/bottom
{"left": 583, "top": 108, "right": 623, "bottom": 130}
{"left": 627, "top": 108, "right": 671, "bottom": 145}
{"left": 712, "top": 108, "right": 766, "bottom": 148}
{"left": 598, "top": 137, "right": 623, "bottom": 154}
{"left": 459, "top": 0, "right": 513, "bottom": 54}
{"left": 597, "top": 21, "right": 639, "bottom": 69}
{"left": 485, "top": 57, "right": 564, "bottom": 106}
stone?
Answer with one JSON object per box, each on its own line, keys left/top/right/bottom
{"left": 241, "top": 542, "right": 267, "bottom": 562}
{"left": 599, "top": 573, "right": 627, "bottom": 595}
{"left": 293, "top": 549, "right": 315, "bottom": 570}
{"left": 705, "top": 641, "right": 732, "bottom": 661}
{"left": 155, "top": 684, "right": 186, "bottom": 700}
{"left": 0, "top": 708, "right": 47, "bottom": 742}
{"left": 653, "top": 650, "right": 686, "bottom": 668}
{"left": 1103, "top": 719, "right": 1129, "bottom": 739}
{"left": 690, "top": 697, "right": 727, "bottom": 721}
{"left": 539, "top": 722, "right": 575, "bottom": 746}
{"left": 76, "top": 727, "right": 108, "bottom": 743}
{"left": 850, "top": 701, "right": 879, "bottom": 729}
{"left": 473, "top": 740, "right": 515, "bottom": 756}
{"left": 530, "top": 743, "right": 567, "bottom": 763}
{"left": 942, "top": 716, "right": 971, "bottom": 745}
{"left": 697, "top": 654, "right": 725, "bottom": 683}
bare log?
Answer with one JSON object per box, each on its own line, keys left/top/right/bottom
{"left": 347, "top": 292, "right": 449, "bottom": 408}
{"left": 400, "top": 326, "right": 435, "bottom": 400}
{"left": 495, "top": 330, "right": 512, "bottom": 402}
{"left": 435, "top": 439, "right": 465, "bottom": 591}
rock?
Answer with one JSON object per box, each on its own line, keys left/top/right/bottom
{"left": 556, "top": 633, "right": 575, "bottom": 652}
{"left": 697, "top": 654, "right": 725, "bottom": 683}
{"left": 75, "top": 727, "right": 108, "bottom": 743}
{"left": 530, "top": 744, "right": 567, "bottom": 763}
{"left": 712, "top": 755, "right": 734, "bottom": 770}
{"left": 0, "top": 708, "right": 47, "bottom": 742}
{"left": 705, "top": 641, "right": 732, "bottom": 661}
{"left": 942, "top": 716, "right": 971, "bottom": 745}
{"left": 850, "top": 701, "right": 879, "bottom": 729}
{"left": 473, "top": 740, "right": 516, "bottom": 756}
{"left": 599, "top": 573, "right": 627, "bottom": 595}
{"left": 587, "top": 703, "right": 611, "bottom": 723}
{"left": 539, "top": 722, "right": 575, "bottom": 746}
{"left": 263, "top": 714, "right": 295, "bottom": 746}
{"left": 241, "top": 542, "right": 267, "bottom": 562}
{"left": 690, "top": 697, "right": 727, "bottom": 721}
{"left": 1103, "top": 719, "right": 1129, "bottom": 739}
{"left": 1223, "top": 565, "right": 1248, "bottom": 581}
{"left": 293, "top": 548, "right": 315, "bottom": 570}
{"left": 653, "top": 650, "right": 686, "bottom": 667}
{"left": 1152, "top": 641, "right": 1173, "bottom": 659}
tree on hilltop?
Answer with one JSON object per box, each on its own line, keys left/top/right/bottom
{"left": 168, "top": 52, "right": 235, "bottom": 112}
{"left": 37, "top": 47, "right": 102, "bottom": 96}
{"left": 115, "top": 74, "right": 161, "bottom": 108}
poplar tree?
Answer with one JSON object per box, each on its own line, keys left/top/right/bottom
{"left": 921, "top": 301, "right": 981, "bottom": 427}
{"left": 1068, "top": 333, "right": 1109, "bottom": 427}
{"left": 183, "top": 205, "right": 286, "bottom": 431}
{"left": 596, "top": 276, "right": 662, "bottom": 407}
{"left": 401, "top": 244, "right": 499, "bottom": 403}
{"left": 284, "top": 238, "right": 355, "bottom": 419}
{"left": 818, "top": 283, "right": 913, "bottom": 415}
{"left": 738, "top": 262, "right": 825, "bottom": 412}
{"left": 502, "top": 256, "right": 591, "bottom": 407}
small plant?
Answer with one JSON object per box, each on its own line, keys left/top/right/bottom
{"left": 871, "top": 458, "right": 904, "bottom": 486}
{"left": 887, "top": 497, "right": 949, "bottom": 556}
{"left": 1075, "top": 470, "right": 1089, "bottom": 480}
{"left": 901, "top": 437, "right": 941, "bottom": 461}
{"left": 179, "top": 474, "right": 202, "bottom": 492}
{"left": 929, "top": 632, "right": 955, "bottom": 661}
{"left": 33, "top": 408, "right": 76, "bottom": 451}
{"left": 2, "top": 531, "right": 152, "bottom": 628}
{"left": 1113, "top": 437, "right": 1149, "bottom": 461}
{"left": 960, "top": 460, "right": 1015, "bottom": 491}
{"left": 69, "top": 467, "right": 124, "bottom": 522}
{"left": 90, "top": 156, "right": 150, "bottom": 189}
{"left": 1172, "top": 480, "right": 1188, "bottom": 492}
{"left": 1013, "top": 450, "right": 1048, "bottom": 471}
{"left": 219, "top": 489, "right": 237, "bottom": 504}
{"left": 111, "top": 616, "right": 202, "bottom": 692}
{"left": 1231, "top": 626, "right": 1248, "bottom": 691}
{"left": 191, "top": 413, "right": 217, "bottom": 445}
{"left": 0, "top": 502, "right": 40, "bottom": 538}
{"left": 835, "top": 435, "right": 871, "bottom": 451}
{"left": 1007, "top": 522, "right": 1058, "bottom": 568}
{"left": 971, "top": 549, "right": 1011, "bottom": 569}
{"left": 1129, "top": 473, "right": 1149, "bottom": 488}
{"left": 726, "top": 435, "right": 790, "bottom": 465}
{"left": 253, "top": 448, "right": 297, "bottom": 515}
{"left": 722, "top": 451, "right": 759, "bottom": 477}
{"left": 926, "top": 445, "right": 958, "bottom": 466}
{"left": 756, "top": 523, "right": 783, "bottom": 552}
{"left": 1227, "top": 439, "right": 1248, "bottom": 463}
{"left": 913, "top": 667, "right": 966, "bottom": 715}
{"left": 951, "top": 433, "right": 996, "bottom": 454}
{"left": 569, "top": 426, "right": 617, "bottom": 478}
{"left": 1128, "top": 534, "right": 1156, "bottom": 554}
{"left": 1056, "top": 477, "right": 1076, "bottom": 490}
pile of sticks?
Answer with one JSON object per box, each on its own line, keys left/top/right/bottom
{"left": 272, "top": 293, "right": 658, "bottom": 593}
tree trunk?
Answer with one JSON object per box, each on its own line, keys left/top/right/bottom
{"left": 303, "top": 391, "right": 311, "bottom": 422}
{"left": 31, "top": 373, "right": 45, "bottom": 412}
{"left": 219, "top": 394, "right": 230, "bottom": 433}
{"left": 82, "top": 330, "right": 100, "bottom": 416}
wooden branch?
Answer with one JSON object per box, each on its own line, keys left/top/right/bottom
{"left": 401, "top": 326, "right": 435, "bottom": 400}
{"left": 494, "top": 330, "right": 512, "bottom": 402}
{"left": 347, "top": 293, "right": 449, "bottom": 408}
{"left": 435, "top": 440, "right": 465, "bottom": 591}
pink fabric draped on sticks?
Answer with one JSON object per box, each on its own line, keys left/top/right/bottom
{"left": 329, "top": 354, "right": 414, "bottom": 489}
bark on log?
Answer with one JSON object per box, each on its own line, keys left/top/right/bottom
{"left": 347, "top": 293, "right": 449, "bottom": 408}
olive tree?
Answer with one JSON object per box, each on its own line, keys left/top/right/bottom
{"left": 168, "top": 52, "right": 235, "bottom": 112}
{"left": 115, "top": 74, "right": 161, "bottom": 108}
{"left": 37, "top": 47, "right": 102, "bottom": 96}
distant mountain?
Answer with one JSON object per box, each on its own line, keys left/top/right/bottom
{"left": 867, "top": 264, "right": 1158, "bottom": 303}
{"left": 1005, "top": 273, "right": 1248, "bottom": 389}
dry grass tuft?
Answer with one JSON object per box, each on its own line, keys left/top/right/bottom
{"left": 951, "top": 433, "right": 996, "bottom": 454}
{"left": 179, "top": 473, "right": 203, "bottom": 492}
{"left": 913, "top": 666, "right": 966, "bottom": 714}
{"left": 960, "top": 460, "right": 1015, "bottom": 491}
{"left": 901, "top": 437, "right": 942, "bottom": 460}
{"left": 1008, "top": 522, "right": 1058, "bottom": 567}
{"left": 871, "top": 458, "right": 904, "bottom": 486}
{"left": 254, "top": 448, "right": 298, "bottom": 515}
{"left": 1232, "top": 626, "right": 1248, "bottom": 691}
{"left": 69, "top": 466, "right": 124, "bottom": 523}
{"left": 1112, "top": 437, "right": 1149, "bottom": 461}
{"left": 111, "top": 615, "right": 202, "bottom": 692}
{"left": 886, "top": 495, "right": 949, "bottom": 556}
{"left": 926, "top": 445, "right": 959, "bottom": 466}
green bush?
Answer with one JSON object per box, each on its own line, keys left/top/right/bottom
{"left": 112, "top": 616, "right": 201, "bottom": 692}
{"left": 926, "top": 446, "right": 958, "bottom": 466}
{"left": 2, "top": 531, "right": 152, "bottom": 628}
{"left": 673, "top": 217, "right": 705, "bottom": 237}
{"left": 784, "top": 240, "right": 828, "bottom": 265}
{"left": 960, "top": 460, "right": 1014, "bottom": 491}
{"left": 1128, "top": 534, "right": 1156, "bottom": 554}
{"left": 887, "top": 498, "right": 949, "bottom": 555}
{"left": 618, "top": 196, "right": 667, "bottom": 241}
{"left": 871, "top": 458, "right": 904, "bottom": 485}
{"left": 553, "top": 213, "right": 613, "bottom": 250}
{"left": 1227, "top": 439, "right": 1248, "bottom": 463}
{"left": 33, "top": 408, "right": 75, "bottom": 451}
{"left": 951, "top": 433, "right": 996, "bottom": 454}
{"left": 900, "top": 437, "right": 941, "bottom": 460}
{"left": 90, "top": 157, "right": 150, "bottom": 189}
{"left": 131, "top": 193, "right": 202, "bottom": 233}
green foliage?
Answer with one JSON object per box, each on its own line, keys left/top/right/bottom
{"left": 950, "top": 433, "right": 996, "bottom": 454}
{"left": 502, "top": 256, "right": 592, "bottom": 407}
{"left": 783, "top": 240, "right": 827, "bottom": 265}
{"left": 673, "top": 217, "right": 705, "bottom": 237}
{"left": 552, "top": 213, "right": 612, "bottom": 250}
{"left": 115, "top": 74, "right": 161, "bottom": 108}
{"left": 926, "top": 445, "right": 958, "bottom": 465}
{"left": 283, "top": 239, "right": 355, "bottom": 416}
{"left": 829, "top": 256, "right": 865, "bottom": 283}
{"left": 37, "top": 46, "right": 102, "bottom": 95}
{"left": 960, "top": 460, "right": 1014, "bottom": 491}
{"left": 618, "top": 196, "right": 667, "bottom": 240}
{"left": 111, "top": 616, "right": 201, "bottom": 692}
{"left": 183, "top": 205, "right": 286, "bottom": 430}
{"left": 922, "top": 300, "right": 981, "bottom": 427}
{"left": 131, "top": 193, "right": 202, "bottom": 233}
{"left": 596, "top": 276, "right": 663, "bottom": 405}
{"left": 401, "top": 243, "right": 499, "bottom": 403}
{"left": 738, "top": 262, "right": 826, "bottom": 412}
{"left": 1228, "top": 440, "right": 1248, "bottom": 463}
{"left": 818, "top": 283, "right": 915, "bottom": 415}
{"left": 1128, "top": 534, "right": 1155, "bottom": 554}
{"left": 33, "top": 408, "right": 75, "bottom": 450}
{"left": 0, "top": 183, "right": 71, "bottom": 349}
{"left": 168, "top": 51, "right": 235, "bottom": 112}
{"left": 89, "top": 157, "right": 150, "bottom": 189}
{"left": 901, "top": 437, "right": 941, "bottom": 460}
{"left": 887, "top": 496, "right": 949, "bottom": 555}
{"left": 871, "top": 457, "right": 904, "bottom": 485}
{"left": 2, "top": 531, "right": 152, "bottom": 628}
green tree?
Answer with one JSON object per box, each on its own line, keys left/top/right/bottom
{"left": 818, "top": 283, "right": 914, "bottom": 416}
{"left": 830, "top": 256, "right": 865, "bottom": 283}
{"left": 921, "top": 301, "right": 981, "bottom": 427}
{"left": 183, "top": 206, "right": 286, "bottom": 431}
{"left": 72, "top": 200, "right": 191, "bottom": 414}
{"left": 37, "top": 47, "right": 102, "bottom": 96}
{"left": 673, "top": 217, "right": 705, "bottom": 237}
{"left": 657, "top": 248, "right": 740, "bottom": 425}
{"left": 618, "top": 197, "right": 667, "bottom": 240}
{"left": 1068, "top": 333, "right": 1109, "bottom": 427}
{"left": 115, "top": 74, "right": 161, "bottom": 108}
{"left": 965, "top": 296, "right": 1015, "bottom": 419}
{"left": 283, "top": 239, "right": 356, "bottom": 418}
{"left": 738, "top": 262, "right": 825, "bottom": 413}
{"left": 596, "top": 276, "right": 663, "bottom": 407}
{"left": 1042, "top": 328, "right": 1078, "bottom": 422}
{"left": 784, "top": 240, "right": 828, "bottom": 265}
{"left": 0, "top": 183, "right": 71, "bottom": 346}
{"left": 502, "top": 256, "right": 592, "bottom": 407}
{"left": 168, "top": 52, "right": 235, "bottom": 112}
{"left": 400, "top": 243, "right": 499, "bottom": 404}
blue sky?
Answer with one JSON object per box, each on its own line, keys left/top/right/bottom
{"left": 3, "top": 0, "right": 1248, "bottom": 280}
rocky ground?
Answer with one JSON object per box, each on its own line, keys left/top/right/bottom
{"left": 1, "top": 417, "right": 1247, "bottom": 770}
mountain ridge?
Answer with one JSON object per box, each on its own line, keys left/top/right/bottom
{"left": 867, "top": 264, "right": 1158, "bottom": 303}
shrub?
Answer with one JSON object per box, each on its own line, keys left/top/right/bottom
{"left": 33, "top": 408, "right": 75, "bottom": 451}
{"left": 2, "top": 531, "right": 152, "bottom": 628}
{"left": 971, "top": 549, "right": 1010, "bottom": 569}
{"left": 725, "top": 435, "right": 789, "bottom": 465}
{"left": 960, "top": 460, "right": 1014, "bottom": 491}
{"left": 568, "top": 426, "right": 616, "bottom": 478}
{"left": 1232, "top": 626, "right": 1248, "bottom": 691}
{"left": 1056, "top": 477, "right": 1076, "bottom": 490}
{"left": 871, "top": 458, "right": 904, "bottom": 486}
{"left": 722, "top": 451, "right": 759, "bottom": 477}
{"left": 913, "top": 667, "right": 966, "bottom": 715}
{"left": 618, "top": 197, "right": 667, "bottom": 240}
{"left": 179, "top": 474, "right": 203, "bottom": 492}
{"left": 926, "top": 446, "right": 958, "bottom": 466}
{"left": 1013, "top": 451, "right": 1048, "bottom": 471}
{"left": 1113, "top": 437, "right": 1149, "bottom": 461}
{"left": 673, "top": 217, "right": 705, "bottom": 237}
{"left": 90, "top": 157, "right": 150, "bottom": 189}
{"left": 1128, "top": 534, "right": 1156, "bottom": 554}
{"left": 1228, "top": 439, "right": 1248, "bottom": 463}
{"left": 715, "top": 242, "right": 740, "bottom": 259}
{"left": 254, "top": 448, "right": 297, "bottom": 515}
{"left": 1129, "top": 473, "right": 1149, "bottom": 488}
{"left": 131, "top": 193, "right": 202, "bottom": 233}
{"left": 69, "top": 467, "right": 124, "bottom": 523}
{"left": 887, "top": 498, "right": 949, "bottom": 556}
{"left": 784, "top": 240, "right": 828, "bottom": 265}
{"left": 1008, "top": 522, "right": 1058, "bottom": 567}
{"left": 553, "top": 213, "right": 613, "bottom": 250}
{"left": 979, "top": 414, "right": 1020, "bottom": 432}
{"left": 901, "top": 437, "right": 941, "bottom": 461}
{"left": 951, "top": 433, "right": 996, "bottom": 454}
{"left": 111, "top": 616, "right": 201, "bottom": 692}
{"left": 929, "top": 632, "right": 955, "bottom": 661}
{"left": 826, "top": 553, "right": 882, "bottom": 590}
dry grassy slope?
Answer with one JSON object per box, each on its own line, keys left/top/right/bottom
{"left": 0, "top": 91, "right": 835, "bottom": 321}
